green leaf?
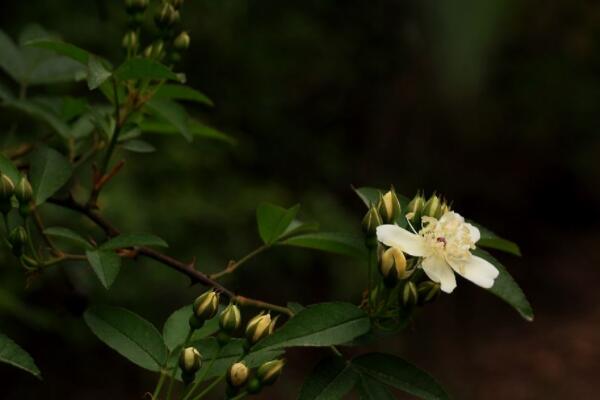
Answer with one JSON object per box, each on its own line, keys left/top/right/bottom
{"left": 87, "top": 55, "right": 111, "bottom": 90}
{"left": 29, "top": 146, "right": 73, "bottom": 205}
{"left": 253, "top": 302, "right": 370, "bottom": 351}
{"left": 0, "top": 153, "right": 21, "bottom": 184}
{"left": 145, "top": 98, "right": 191, "bottom": 141}
{"left": 281, "top": 232, "right": 367, "bottom": 259}
{"left": 139, "top": 119, "right": 235, "bottom": 144}
{"left": 352, "top": 353, "right": 450, "bottom": 400}
{"left": 0, "top": 30, "right": 25, "bottom": 82}
{"left": 357, "top": 375, "right": 397, "bottom": 400}
{"left": 84, "top": 306, "right": 168, "bottom": 371}
{"left": 162, "top": 305, "right": 222, "bottom": 352}
{"left": 474, "top": 223, "right": 521, "bottom": 256}
{"left": 25, "top": 39, "right": 90, "bottom": 64}
{"left": 155, "top": 84, "right": 213, "bottom": 106}
{"left": 279, "top": 220, "right": 319, "bottom": 240}
{"left": 256, "top": 203, "right": 300, "bottom": 244}
{"left": 0, "top": 332, "right": 41, "bottom": 379}
{"left": 86, "top": 250, "right": 122, "bottom": 289}
{"left": 100, "top": 233, "right": 168, "bottom": 250}
{"left": 114, "top": 58, "right": 178, "bottom": 81}
{"left": 44, "top": 227, "right": 93, "bottom": 250}
{"left": 6, "top": 99, "right": 71, "bottom": 138}
{"left": 474, "top": 249, "right": 533, "bottom": 321}
{"left": 299, "top": 356, "right": 358, "bottom": 400}
{"left": 121, "top": 139, "right": 156, "bottom": 153}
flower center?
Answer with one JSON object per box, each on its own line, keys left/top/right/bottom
{"left": 419, "top": 212, "right": 476, "bottom": 261}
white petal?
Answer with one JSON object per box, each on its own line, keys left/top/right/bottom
{"left": 422, "top": 255, "right": 457, "bottom": 293}
{"left": 448, "top": 255, "right": 499, "bottom": 289}
{"left": 465, "top": 223, "right": 480, "bottom": 244}
{"left": 376, "top": 225, "right": 428, "bottom": 257}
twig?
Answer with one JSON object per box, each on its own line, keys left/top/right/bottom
{"left": 210, "top": 244, "right": 269, "bottom": 280}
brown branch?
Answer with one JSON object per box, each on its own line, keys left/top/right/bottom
{"left": 47, "top": 195, "right": 292, "bottom": 316}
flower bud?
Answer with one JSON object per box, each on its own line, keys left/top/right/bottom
{"left": 245, "top": 312, "right": 272, "bottom": 345}
{"left": 268, "top": 315, "right": 279, "bottom": 335}
{"left": 9, "top": 226, "right": 27, "bottom": 257}
{"left": 247, "top": 377, "right": 262, "bottom": 394}
{"left": 143, "top": 40, "right": 165, "bottom": 59}
{"left": 173, "top": 31, "right": 190, "bottom": 50}
{"left": 256, "top": 359, "right": 284, "bottom": 386}
{"left": 406, "top": 192, "right": 425, "bottom": 223}
{"left": 193, "top": 290, "right": 220, "bottom": 321}
{"left": 179, "top": 346, "right": 201, "bottom": 374}
{"left": 15, "top": 176, "right": 32, "bottom": 204}
{"left": 378, "top": 188, "right": 402, "bottom": 224}
{"left": 125, "top": 0, "right": 149, "bottom": 13}
{"left": 439, "top": 200, "right": 451, "bottom": 216}
{"left": 122, "top": 31, "right": 138, "bottom": 49}
{"left": 227, "top": 362, "right": 249, "bottom": 388}
{"left": 423, "top": 194, "right": 441, "bottom": 219}
{"left": 219, "top": 303, "right": 241, "bottom": 334}
{"left": 155, "top": 3, "right": 179, "bottom": 29}
{"left": 402, "top": 281, "right": 418, "bottom": 307}
{"left": 417, "top": 281, "right": 441, "bottom": 305}
{"left": 0, "top": 173, "right": 15, "bottom": 201}
{"left": 379, "top": 247, "right": 407, "bottom": 288}
{"left": 362, "top": 206, "right": 382, "bottom": 238}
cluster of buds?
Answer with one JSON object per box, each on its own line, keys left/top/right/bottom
{"left": 361, "top": 187, "right": 401, "bottom": 247}
{"left": 406, "top": 192, "right": 450, "bottom": 225}
{"left": 1, "top": 172, "right": 35, "bottom": 258}
{"left": 226, "top": 359, "right": 285, "bottom": 397}
{"left": 179, "top": 346, "right": 202, "bottom": 385}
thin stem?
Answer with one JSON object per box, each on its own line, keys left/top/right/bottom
{"left": 189, "top": 375, "right": 224, "bottom": 400}
{"left": 182, "top": 347, "right": 221, "bottom": 400}
{"left": 99, "top": 78, "right": 122, "bottom": 175}
{"left": 229, "top": 391, "right": 248, "bottom": 400}
{"left": 24, "top": 219, "right": 39, "bottom": 262}
{"left": 210, "top": 244, "right": 269, "bottom": 280}
{"left": 166, "top": 330, "right": 194, "bottom": 400}
{"left": 152, "top": 371, "right": 167, "bottom": 400}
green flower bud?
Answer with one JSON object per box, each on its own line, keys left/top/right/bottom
{"left": 193, "top": 290, "right": 220, "bottom": 321}
{"left": 179, "top": 346, "right": 201, "bottom": 374}
{"left": 439, "top": 200, "right": 451, "bottom": 216}
{"left": 362, "top": 206, "right": 382, "bottom": 238}
{"left": 423, "top": 194, "right": 441, "bottom": 219}
{"left": 227, "top": 362, "right": 249, "bottom": 388}
{"left": 171, "top": 0, "right": 184, "bottom": 9}
{"left": 21, "top": 254, "right": 39, "bottom": 269}
{"left": 9, "top": 226, "right": 27, "bottom": 257}
{"left": 256, "top": 359, "right": 284, "bottom": 386}
{"left": 268, "top": 315, "right": 280, "bottom": 335}
{"left": 247, "top": 377, "right": 262, "bottom": 394}
{"left": 402, "top": 281, "right": 418, "bottom": 307}
{"left": 406, "top": 192, "right": 425, "bottom": 223}
{"left": 122, "top": 31, "right": 138, "bottom": 49}
{"left": 15, "top": 176, "right": 32, "bottom": 204}
{"left": 155, "top": 3, "right": 179, "bottom": 29}
{"left": 245, "top": 312, "right": 272, "bottom": 345}
{"left": 379, "top": 247, "right": 407, "bottom": 288}
{"left": 0, "top": 173, "right": 15, "bottom": 201}
{"left": 125, "top": 0, "right": 149, "bottom": 13}
{"left": 219, "top": 303, "right": 241, "bottom": 334}
{"left": 378, "top": 188, "right": 402, "bottom": 224}
{"left": 417, "top": 281, "right": 441, "bottom": 305}
{"left": 173, "top": 31, "right": 190, "bottom": 50}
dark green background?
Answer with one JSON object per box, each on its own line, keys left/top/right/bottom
{"left": 1, "top": 0, "right": 599, "bottom": 399}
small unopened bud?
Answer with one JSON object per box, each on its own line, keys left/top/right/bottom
{"left": 227, "top": 362, "right": 249, "bottom": 388}
{"left": 257, "top": 359, "right": 284, "bottom": 386}
{"left": 362, "top": 206, "right": 382, "bottom": 238}
{"left": 0, "top": 173, "right": 15, "bottom": 201}
{"left": 9, "top": 226, "right": 28, "bottom": 257}
{"left": 155, "top": 3, "right": 179, "bottom": 29}
{"left": 406, "top": 192, "right": 425, "bottom": 223}
{"left": 402, "top": 281, "right": 418, "bottom": 307}
{"left": 122, "top": 31, "right": 138, "bottom": 49}
{"left": 379, "top": 247, "right": 407, "bottom": 288}
{"left": 417, "top": 281, "right": 441, "bottom": 305}
{"left": 245, "top": 312, "right": 272, "bottom": 345}
{"left": 171, "top": 0, "right": 184, "bottom": 9}
{"left": 15, "top": 176, "right": 32, "bottom": 204}
{"left": 179, "top": 346, "right": 201, "bottom": 374}
{"left": 247, "top": 377, "right": 262, "bottom": 394}
{"left": 439, "top": 200, "right": 451, "bottom": 216}
{"left": 268, "top": 315, "right": 280, "bottom": 335}
{"left": 193, "top": 290, "right": 220, "bottom": 321}
{"left": 423, "top": 194, "right": 442, "bottom": 219}
{"left": 143, "top": 40, "right": 165, "bottom": 59}
{"left": 378, "top": 188, "right": 402, "bottom": 224}
{"left": 125, "top": 0, "right": 149, "bottom": 13}
{"left": 219, "top": 303, "right": 241, "bottom": 334}
{"left": 173, "top": 31, "right": 190, "bottom": 50}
